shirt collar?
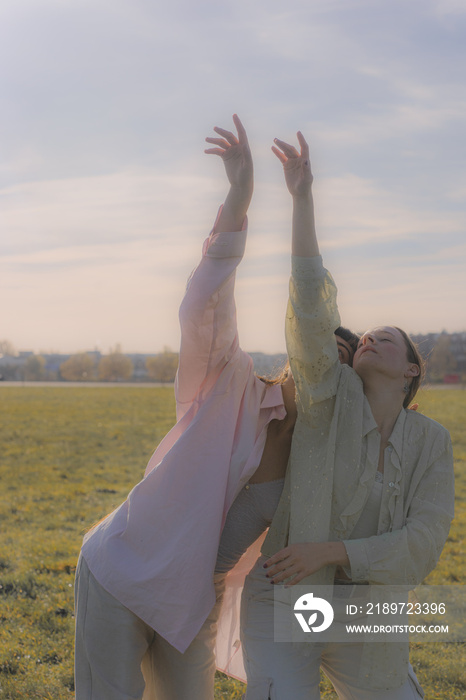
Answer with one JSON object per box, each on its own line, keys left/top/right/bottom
{"left": 387, "top": 408, "right": 406, "bottom": 459}
{"left": 362, "top": 395, "right": 378, "bottom": 437}
{"left": 362, "top": 398, "right": 406, "bottom": 459}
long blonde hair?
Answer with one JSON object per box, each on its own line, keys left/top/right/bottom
{"left": 257, "top": 360, "right": 290, "bottom": 386}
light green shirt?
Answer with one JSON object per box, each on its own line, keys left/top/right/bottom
{"left": 263, "top": 255, "right": 455, "bottom": 689}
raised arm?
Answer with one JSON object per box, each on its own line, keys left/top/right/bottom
{"left": 175, "top": 116, "right": 253, "bottom": 418}
{"left": 272, "top": 132, "right": 318, "bottom": 258}
{"left": 205, "top": 113, "right": 253, "bottom": 233}
{"left": 273, "top": 133, "right": 340, "bottom": 411}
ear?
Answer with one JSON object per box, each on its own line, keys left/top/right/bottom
{"left": 405, "top": 363, "right": 420, "bottom": 378}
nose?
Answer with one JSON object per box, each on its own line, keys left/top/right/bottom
{"left": 362, "top": 333, "right": 375, "bottom": 346}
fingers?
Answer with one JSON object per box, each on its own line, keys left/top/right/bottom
{"left": 204, "top": 148, "right": 228, "bottom": 156}
{"left": 204, "top": 114, "right": 247, "bottom": 156}
{"left": 264, "top": 549, "right": 295, "bottom": 581}
{"left": 272, "top": 133, "right": 310, "bottom": 169}
{"left": 263, "top": 547, "right": 289, "bottom": 569}
{"left": 233, "top": 113, "right": 248, "bottom": 143}
{"left": 205, "top": 137, "right": 231, "bottom": 150}
{"left": 269, "top": 564, "right": 300, "bottom": 585}
{"left": 296, "top": 131, "right": 309, "bottom": 160}
{"left": 274, "top": 138, "right": 299, "bottom": 159}
{"left": 271, "top": 145, "right": 287, "bottom": 164}
{"left": 213, "top": 125, "right": 239, "bottom": 146}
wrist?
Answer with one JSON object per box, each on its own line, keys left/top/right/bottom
{"left": 230, "top": 181, "right": 254, "bottom": 199}
{"left": 227, "top": 184, "right": 253, "bottom": 215}
{"left": 292, "top": 190, "right": 313, "bottom": 204}
{"left": 326, "top": 541, "right": 349, "bottom": 567}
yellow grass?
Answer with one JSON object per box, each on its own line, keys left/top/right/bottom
{"left": 0, "top": 386, "right": 464, "bottom": 698}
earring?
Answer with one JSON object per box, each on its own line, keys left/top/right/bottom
{"left": 403, "top": 380, "right": 410, "bottom": 394}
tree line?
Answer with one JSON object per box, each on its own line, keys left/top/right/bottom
{"left": 1, "top": 333, "right": 465, "bottom": 383}
{"left": 0, "top": 343, "right": 179, "bottom": 383}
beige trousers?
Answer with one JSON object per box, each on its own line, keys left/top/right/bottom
{"left": 74, "top": 555, "right": 225, "bottom": 700}
{"left": 240, "top": 557, "right": 424, "bottom": 700}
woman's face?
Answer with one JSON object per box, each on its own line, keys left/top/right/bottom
{"left": 352, "top": 326, "right": 417, "bottom": 381}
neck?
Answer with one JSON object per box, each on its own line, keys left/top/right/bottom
{"left": 363, "top": 381, "right": 405, "bottom": 443}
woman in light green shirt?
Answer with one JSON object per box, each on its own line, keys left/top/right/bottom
{"left": 240, "top": 133, "right": 455, "bottom": 698}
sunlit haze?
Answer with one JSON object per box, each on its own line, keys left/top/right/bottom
{"left": 1, "top": 0, "right": 465, "bottom": 354}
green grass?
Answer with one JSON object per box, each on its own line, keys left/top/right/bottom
{"left": 0, "top": 386, "right": 464, "bottom": 698}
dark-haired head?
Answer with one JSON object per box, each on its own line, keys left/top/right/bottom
{"left": 259, "top": 326, "right": 359, "bottom": 385}
{"left": 334, "top": 326, "right": 360, "bottom": 367}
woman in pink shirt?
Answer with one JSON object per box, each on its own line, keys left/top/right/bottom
{"left": 74, "top": 116, "right": 358, "bottom": 700}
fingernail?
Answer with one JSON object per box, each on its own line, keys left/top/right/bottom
{"left": 262, "top": 563, "right": 268, "bottom": 569}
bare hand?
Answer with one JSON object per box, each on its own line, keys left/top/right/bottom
{"left": 205, "top": 114, "right": 253, "bottom": 194}
{"left": 272, "top": 131, "right": 313, "bottom": 198}
{"left": 264, "top": 541, "right": 348, "bottom": 586}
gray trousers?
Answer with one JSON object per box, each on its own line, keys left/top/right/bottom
{"left": 74, "top": 555, "right": 225, "bottom": 700}
{"left": 240, "top": 557, "right": 424, "bottom": 700}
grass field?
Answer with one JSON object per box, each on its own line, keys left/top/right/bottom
{"left": 0, "top": 385, "right": 464, "bottom": 699}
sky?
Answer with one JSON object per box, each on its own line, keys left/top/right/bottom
{"left": 1, "top": 0, "right": 465, "bottom": 354}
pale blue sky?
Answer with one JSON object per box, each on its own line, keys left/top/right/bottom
{"left": 1, "top": 0, "right": 465, "bottom": 353}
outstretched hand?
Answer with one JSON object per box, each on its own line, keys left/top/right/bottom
{"left": 272, "top": 131, "right": 313, "bottom": 198}
{"left": 205, "top": 114, "right": 253, "bottom": 195}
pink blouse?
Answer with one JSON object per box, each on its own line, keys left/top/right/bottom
{"left": 81, "top": 214, "right": 285, "bottom": 680}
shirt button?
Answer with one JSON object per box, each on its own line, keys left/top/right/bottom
{"left": 389, "top": 482, "right": 395, "bottom": 488}
{"left": 245, "top": 484, "right": 250, "bottom": 490}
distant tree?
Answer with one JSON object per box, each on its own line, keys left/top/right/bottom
{"left": 0, "top": 339, "right": 18, "bottom": 357}
{"left": 146, "top": 348, "right": 179, "bottom": 382}
{"left": 427, "top": 334, "right": 457, "bottom": 381}
{"left": 60, "top": 353, "right": 96, "bottom": 381}
{"left": 24, "top": 354, "right": 46, "bottom": 380}
{"left": 98, "top": 350, "right": 133, "bottom": 382}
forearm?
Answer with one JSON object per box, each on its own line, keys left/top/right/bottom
{"left": 215, "top": 184, "right": 253, "bottom": 233}
{"left": 292, "top": 192, "right": 319, "bottom": 258}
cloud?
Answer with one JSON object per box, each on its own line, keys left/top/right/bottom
{"left": 0, "top": 170, "right": 225, "bottom": 254}
{"left": 1, "top": 164, "right": 464, "bottom": 353}
{"left": 1, "top": 0, "right": 465, "bottom": 352}
{"left": 432, "top": 0, "right": 466, "bottom": 16}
